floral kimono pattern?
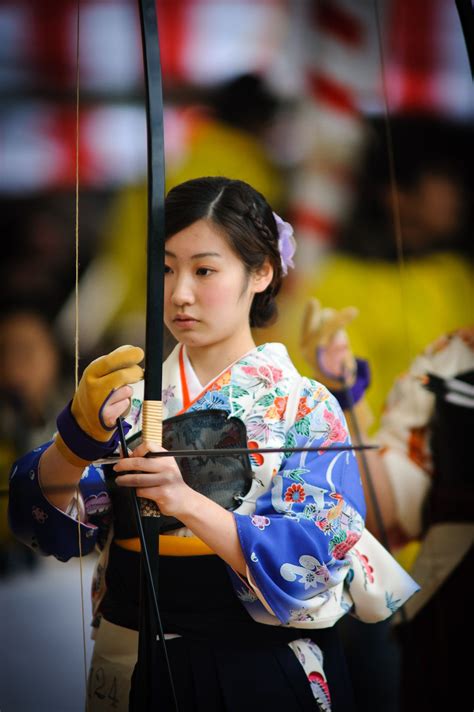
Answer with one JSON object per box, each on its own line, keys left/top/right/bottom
{"left": 9, "top": 342, "right": 419, "bottom": 710}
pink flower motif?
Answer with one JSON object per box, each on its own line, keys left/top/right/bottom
{"left": 162, "top": 385, "right": 176, "bottom": 406}
{"left": 246, "top": 417, "right": 272, "bottom": 443}
{"left": 331, "top": 531, "right": 361, "bottom": 560}
{"left": 285, "top": 483, "right": 306, "bottom": 503}
{"left": 273, "top": 212, "right": 296, "bottom": 275}
{"left": 353, "top": 548, "right": 375, "bottom": 583}
{"left": 251, "top": 515, "right": 271, "bottom": 531}
{"left": 308, "top": 671, "right": 331, "bottom": 708}
{"left": 315, "top": 518, "right": 333, "bottom": 534}
{"left": 85, "top": 492, "right": 111, "bottom": 517}
{"left": 321, "top": 409, "right": 347, "bottom": 446}
{"left": 241, "top": 364, "right": 283, "bottom": 386}
{"left": 314, "top": 562, "right": 331, "bottom": 583}
{"left": 32, "top": 506, "right": 48, "bottom": 524}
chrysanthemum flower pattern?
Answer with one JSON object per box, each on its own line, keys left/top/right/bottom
{"left": 284, "top": 483, "right": 306, "bottom": 503}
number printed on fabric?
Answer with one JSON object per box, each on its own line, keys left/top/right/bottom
{"left": 88, "top": 667, "right": 120, "bottom": 708}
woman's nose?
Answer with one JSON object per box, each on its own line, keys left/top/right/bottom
{"left": 171, "top": 275, "right": 195, "bottom": 306}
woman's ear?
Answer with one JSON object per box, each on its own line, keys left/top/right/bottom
{"left": 252, "top": 260, "right": 274, "bottom": 294}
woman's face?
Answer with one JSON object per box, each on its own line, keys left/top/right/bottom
{"left": 0, "top": 313, "right": 59, "bottom": 409}
{"left": 164, "top": 219, "right": 271, "bottom": 352}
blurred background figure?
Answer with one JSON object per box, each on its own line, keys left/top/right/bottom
{"left": 266, "top": 115, "right": 473, "bottom": 427}
{"left": 0, "top": 194, "right": 106, "bottom": 322}
{"left": 389, "top": 328, "right": 474, "bottom": 712}
{"left": 0, "top": 308, "right": 70, "bottom": 575}
{"left": 314, "top": 115, "right": 472, "bottom": 421}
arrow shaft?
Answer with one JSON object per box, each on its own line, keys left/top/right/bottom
{"left": 144, "top": 444, "right": 378, "bottom": 458}
{"left": 1, "top": 443, "right": 378, "bottom": 497}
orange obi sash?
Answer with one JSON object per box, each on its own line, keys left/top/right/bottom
{"left": 115, "top": 535, "right": 214, "bottom": 556}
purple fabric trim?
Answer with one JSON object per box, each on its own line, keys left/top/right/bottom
{"left": 331, "top": 359, "right": 371, "bottom": 410}
{"left": 56, "top": 402, "right": 130, "bottom": 461}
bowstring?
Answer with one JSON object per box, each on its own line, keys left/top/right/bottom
{"left": 373, "top": 0, "right": 413, "bottom": 369}
{"left": 373, "top": 0, "right": 428, "bottom": 440}
{"left": 372, "top": 0, "right": 417, "bottom": 624}
{"left": 74, "top": 0, "right": 89, "bottom": 696}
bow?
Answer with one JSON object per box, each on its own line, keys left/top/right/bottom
{"left": 127, "top": 1, "right": 174, "bottom": 709}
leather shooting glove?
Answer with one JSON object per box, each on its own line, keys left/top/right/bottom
{"left": 300, "top": 298, "right": 358, "bottom": 388}
{"left": 300, "top": 298, "right": 372, "bottom": 426}
{"left": 55, "top": 345, "right": 144, "bottom": 467}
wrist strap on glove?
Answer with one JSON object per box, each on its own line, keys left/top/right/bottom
{"left": 55, "top": 401, "right": 131, "bottom": 467}
{"left": 331, "top": 359, "right": 371, "bottom": 411}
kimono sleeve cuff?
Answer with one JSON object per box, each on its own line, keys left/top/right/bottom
{"left": 233, "top": 511, "right": 288, "bottom": 623}
{"left": 9, "top": 446, "right": 98, "bottom": 560}
{"left": 244, "top": 565, "right": 276, "bottom": 617}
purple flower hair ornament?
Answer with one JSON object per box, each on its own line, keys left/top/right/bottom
{"left": 273, "top": 212, "right": 296, "bottom": 276}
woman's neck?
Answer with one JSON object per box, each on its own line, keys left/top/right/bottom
{"left": 185, "top": 331, "right": 256, "bottom": 387}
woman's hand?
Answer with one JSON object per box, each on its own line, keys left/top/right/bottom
{"left": 115, "top": 442, "right": 248, "bottom": 575}
{"left": 317, "top": 329, "right": 354, "bottom": 383}
{"left": 113, "top": 441, "right": 194, "bottom": 518}
{"left": 300, "top": 298, "right": 358, "bottom": 388}
{"left": 101, "top": 385, "right": 135, "bottom": 428}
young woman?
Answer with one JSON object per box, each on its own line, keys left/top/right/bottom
{"left": 9, "top": 177, "right": 417, "bottom": 712}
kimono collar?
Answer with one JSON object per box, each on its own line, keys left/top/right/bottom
{"left": 165, "top": 342, "right": 296, "bottom": 417}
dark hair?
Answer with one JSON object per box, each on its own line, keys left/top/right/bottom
{"left": 337, "top": 115, "right": 473, "bottom": 258}
{"left": 212, "top": 74, "right": 278, "bottom": 133}
{"left": 165, "top": 177, "right": 283, "bottom": 328}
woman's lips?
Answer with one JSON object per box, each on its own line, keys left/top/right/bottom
{"left": 173, "top": 316, "right": 198, "bottom": 328}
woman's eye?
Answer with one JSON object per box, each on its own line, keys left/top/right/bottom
{"left": 164, "top": 265, "right": 172, "bottom": 274}
{"left": 196, "top": 267, "right": 214, "bottom": 276}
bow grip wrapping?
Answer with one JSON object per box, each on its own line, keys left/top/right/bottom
{"left": 140, "top": 399, "right": 164, "bottom": 517}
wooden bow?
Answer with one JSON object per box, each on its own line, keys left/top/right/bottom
{"left": 127, "top": 1, "right": 176, "bottom": 709}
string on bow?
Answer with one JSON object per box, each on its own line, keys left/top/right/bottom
{"left": 73, "top": 0, "right": 89, "bottom": 697}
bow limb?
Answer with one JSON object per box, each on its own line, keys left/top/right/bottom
{"left": 130, "top": 1, "right": 177, "bottom": 709}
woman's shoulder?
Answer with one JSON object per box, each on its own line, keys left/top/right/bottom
{"left": 292, "top": 375, "right": 339, "bottom": 422}
{"left": 246, "top": 342, "right": 298, "bottom": 374}
{"left": 244, "top": 343, "right": 336, "bottom": 397}
{"left": 243, "top": 344, "right": 341, "bottom": 421}
{"left": 229, "top": 342, "right": 299, "bottom": 391}
{"left": 298, "top": 374, "right": 333, "bottom": 400}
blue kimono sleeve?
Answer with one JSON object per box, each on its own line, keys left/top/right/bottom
{"left": 233, "top": 391, "right": 366, "bottom": 624}
{"left": 8, "top": 442, "right": 112, "bottom": 562}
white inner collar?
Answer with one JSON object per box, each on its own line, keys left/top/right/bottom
{"left": 182, "top": 346, "right": 205, "bottom": 400}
